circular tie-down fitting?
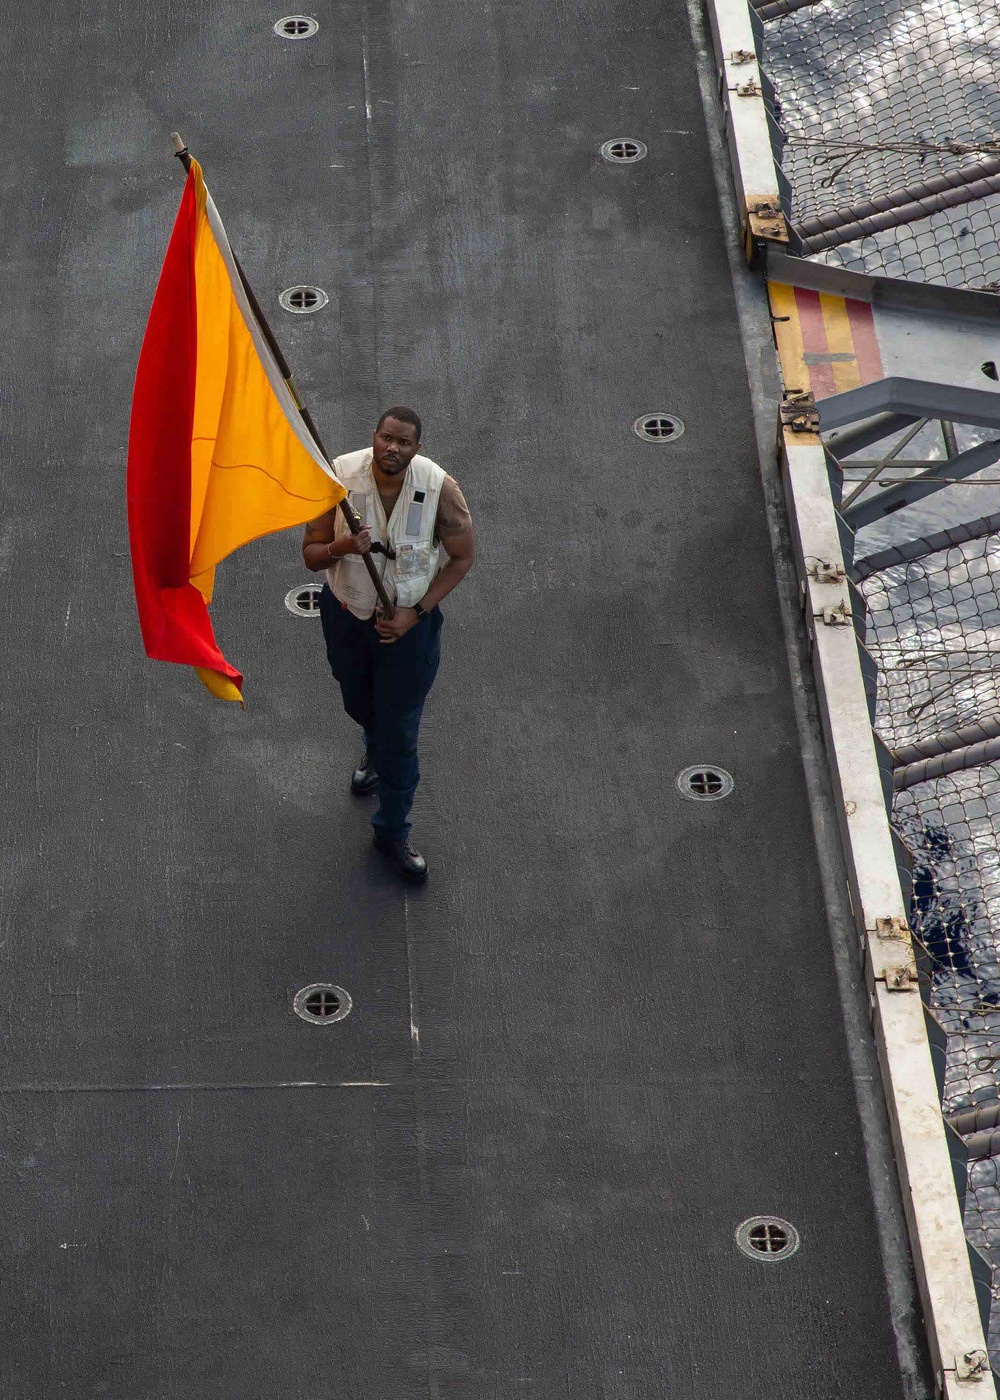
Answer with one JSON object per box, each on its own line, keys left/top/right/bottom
{"left": 600, "top": 137, "right": 647, "bottom": 164}
{"left": 279, "top": 285, "right": 329, "bottom": 314}
{"left": 293, "top": 984, "right": 353, "bottom": 1025}
{"left": 735, "top": 1216, "right": 801, "bottom": 1264}
{"left": 676, "top": 765, "right": 734, "bottom": 802}
{"left": 633, "top": 413, "right": 684, "bottom": 443}
{"left": 285, "top": 583, "right": 323, "bottom": 617}
{"left": 274, "top": 15, "right": 319, "bottom": 38}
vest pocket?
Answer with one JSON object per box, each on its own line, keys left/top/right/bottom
{"left": 337, "top": 555, "right": 371, "bottom": 601}
{"left": 395, "top": 542, "right": 432, "bottom": 579}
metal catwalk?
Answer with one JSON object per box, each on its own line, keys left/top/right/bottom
{"left": 0, "top": 1, "right": 929, "bottom": 1394}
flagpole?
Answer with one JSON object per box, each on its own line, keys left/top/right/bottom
{"left": 169, "top": 132, "right": 395, "bottom": 617}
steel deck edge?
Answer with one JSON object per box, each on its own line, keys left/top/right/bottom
{"left": 701, "top": 0, "right": 996, "bottom": 1393}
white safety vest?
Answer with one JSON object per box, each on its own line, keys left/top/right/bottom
{"left": 326, "top": 448, "right": 447, "bottom": 619}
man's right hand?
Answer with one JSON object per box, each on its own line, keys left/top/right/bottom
{"left": 343, "top": 527, "right": 373, "bottom": 556}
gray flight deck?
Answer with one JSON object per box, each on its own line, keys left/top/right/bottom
{"left": 0, "top": 2, "right": 934, "bottom": 1396}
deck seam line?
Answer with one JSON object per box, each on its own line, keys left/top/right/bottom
{"left": 0, "top": 1081, "right": 394, "bottom": 1094}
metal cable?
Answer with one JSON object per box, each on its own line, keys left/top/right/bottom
{"left": 854, "top": 513, "right": 1000, "bottom": 583}
{"left": 893, "top": 718, "right": 1000, "bottom": 769}
{"left": 894, "top": 736, "right": 1000, "bottom": 792}
{"left": 795, "top": 157, "right": 1000, "bottom": 253}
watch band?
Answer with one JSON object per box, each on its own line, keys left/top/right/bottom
{"left": 413, "top": 601, "right": 427, "bottom": 620}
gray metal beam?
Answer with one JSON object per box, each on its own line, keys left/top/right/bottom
{"left": 819, "top": 377, "right": 1000, "bottom": 432}
{"left": 841, "top": 419, "right": 929, "bottom": 510}
{"left": 765, "top": 247, "right": 1000, "bottom": 325}
{"left": 847, "top": 459, "right": 954, "bottom": 469}
{"left": 824, "top": 413, "right": 920, "bottom": 459}
{"left": 843, "top": 434, "right": 1000, "bottom": 528}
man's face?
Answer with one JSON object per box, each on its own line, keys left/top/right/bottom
{"left": 372, "top": 418, "right": 421, "bottom": 477}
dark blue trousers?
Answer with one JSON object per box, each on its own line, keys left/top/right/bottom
{"left": 319, "top": 584, "right": 442, "bottom": 841}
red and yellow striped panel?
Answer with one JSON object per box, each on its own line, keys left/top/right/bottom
{"left": 768, "top": 283, "right": 884, "bottom": 400}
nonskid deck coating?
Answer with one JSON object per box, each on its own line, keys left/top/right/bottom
{"left": 0, "top": 1, "right": 918, "bottom": 1394}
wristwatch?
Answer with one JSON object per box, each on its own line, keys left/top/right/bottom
{"left": 413, "top": 601, "right": 427, "bottom": 620}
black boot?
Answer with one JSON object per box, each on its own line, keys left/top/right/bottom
{"left": 350, "top": 750, "right": 379, "bottom": 796}
{"left": 373, "top": 833, "right": 429, "bottom": 884}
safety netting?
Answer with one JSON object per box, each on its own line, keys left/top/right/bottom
{"left": 861, "top": 529, "right": 1000, "bottom": 1349}
{"left": 863, "top": 530, "right": 1000, "bottom": 747}
{"left": 759, "top": 0, "right": 1000, "bottom": 288}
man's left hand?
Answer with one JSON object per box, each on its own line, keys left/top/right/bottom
{"left": 376, "top": 607, "right": 419, "bottom": 644}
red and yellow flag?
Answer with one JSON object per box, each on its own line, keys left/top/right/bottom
{"left": 127, "top": 160, "right": 345, "bottom": 703}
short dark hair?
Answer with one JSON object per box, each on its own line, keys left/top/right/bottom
{"left": 376, "top": 406, "right": 422, "bottom": 442}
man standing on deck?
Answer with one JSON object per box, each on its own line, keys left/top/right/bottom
{"left": 303, "top": 408, "right": 475, "bottom": 883}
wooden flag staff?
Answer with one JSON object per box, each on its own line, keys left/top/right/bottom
{"left": 169, "top": 132, "right": 394, "bottom": 617}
